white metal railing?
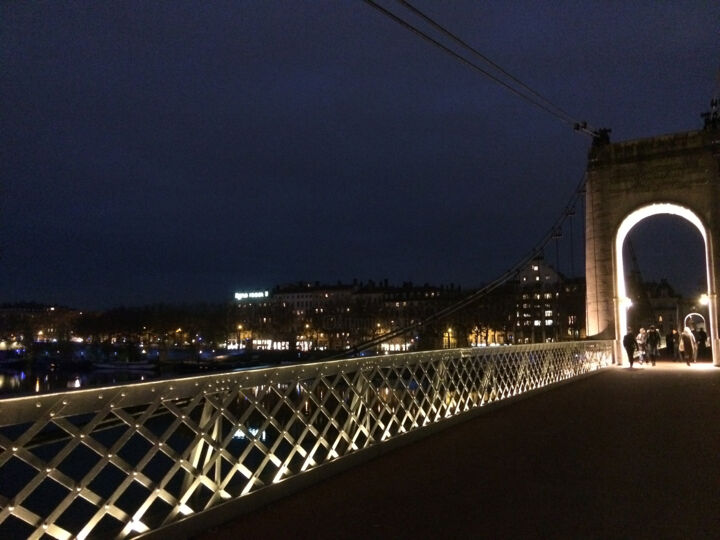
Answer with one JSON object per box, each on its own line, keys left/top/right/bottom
{"left": 0, "top": 341, "right": 613, "bottom": 538}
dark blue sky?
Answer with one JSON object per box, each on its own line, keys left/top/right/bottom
{"left": 2, "top": 1, "right": 718, "bottom": 309}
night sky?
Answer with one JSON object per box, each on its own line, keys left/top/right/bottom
{"left": 2, "top": 1, "right": 718, "bottom": 309}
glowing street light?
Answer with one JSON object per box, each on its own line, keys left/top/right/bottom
{"left": 699, "top": 293, "right": 709, "bottom": 306}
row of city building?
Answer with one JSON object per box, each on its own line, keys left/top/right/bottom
{"left": 1, "top": 256, "right": 705, "bottom": 357}
{"left": 231, "top": 257, "right": 586, "bottom": 352}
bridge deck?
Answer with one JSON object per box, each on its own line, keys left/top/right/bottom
{"left": 197, "top": 362, "right": 720, "bottom": 539}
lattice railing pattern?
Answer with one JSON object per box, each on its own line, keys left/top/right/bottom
{"left": 0, "top": 341, "right": 612, "bottom": 538}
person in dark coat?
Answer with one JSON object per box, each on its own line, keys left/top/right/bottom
{"left": 623, "top": 328, "right": 637, "bottom": 367}
{"left": 646, "top": 325, "right": 660, "bottom": 366}
{"left": 665, "top": 329, "right": 676, "bottom": 360}
{"left": 697, "top": 328, "right": 708, "bottom": 359}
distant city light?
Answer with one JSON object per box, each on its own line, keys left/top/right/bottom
{"left": 234, "top": 291, "right": 269, "bottom": 301}
{"left": 234, "top": 427, "right": 266, "bottom": 441}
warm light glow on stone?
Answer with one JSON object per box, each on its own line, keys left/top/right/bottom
{"left": 615, "top": 203, "right": 711, "bottom": 357}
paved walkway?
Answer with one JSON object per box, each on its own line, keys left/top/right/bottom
{"left": 198, "top": 362, "right": 720, "bottom": 539}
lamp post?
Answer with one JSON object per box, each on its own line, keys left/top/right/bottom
{"left": 304, "top": 323, "right": 312, "bottom": 351}
{"left": 374, "top": 323, "right": 381, "bottom": 354}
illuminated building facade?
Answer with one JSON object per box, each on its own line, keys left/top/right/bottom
{"left": 233, "top": 280, "right": 463, "bottom": 352}
{"left": 508, "top": 257, "right": 585, "bottom": 344}
{"left": 229, "top": 273, "right": 591, "bottom": 352}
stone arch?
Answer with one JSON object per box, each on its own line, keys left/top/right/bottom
{"left": 584, "top": 129, "right": 720, "bottom": 365}
{"left": 614, "top": 203, "right": 714, "bottom": 362}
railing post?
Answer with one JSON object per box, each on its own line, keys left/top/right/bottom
{"left": 342, "top": 366, "right": 372, "bottom": 449}
{"left": 185, "top": 398, "right": 220, "bottom": 503}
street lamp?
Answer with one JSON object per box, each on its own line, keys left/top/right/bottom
{"left": 236, "top": 325, "right": 243, "bottom": 350}
{"left": 304, "top": 323, "right": 313, "bottom": 350}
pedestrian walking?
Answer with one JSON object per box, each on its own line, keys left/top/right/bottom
{"left": 646, "top": 325, "right": 660, "bottom": 366}
{"left": 623, "top": 327, "right": 637, "bottom": 367}
{"left": 680, "top": 327, "right": 697, "bottom": 366}
{"left": 665, "top": 329, "right": 676, "bottom": 360}
{"left": 636, "top": 328, "right": 647, "bottom": 365}
{"left": 697, "top": 328, "right": 708, "bottom": 359}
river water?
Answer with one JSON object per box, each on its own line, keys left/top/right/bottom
{"left": 0, "top": 351, "right": 310, "bottom": 397}
{"left": 0, "top": 364, "right": 181, "bottom": 397}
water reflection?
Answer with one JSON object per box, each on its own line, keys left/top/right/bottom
{"left": 233, "top": 427, "right": 267, "bottom": 442}
{"left": 0, "top": 366, "right": 160, "bottom": 397}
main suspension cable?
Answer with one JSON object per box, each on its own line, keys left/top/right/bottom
{"left": 397, "top": 0, "right": 578, "bottom": 126}
{"left": 362, "top": 0, "right": 605, "bottom": 138}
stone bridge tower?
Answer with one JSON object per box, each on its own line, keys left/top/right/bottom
{"left": 584, "top": 126, "right": 720, "bottom": 365}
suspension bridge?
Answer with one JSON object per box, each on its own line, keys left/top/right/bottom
{"left": 1, "top": 127, "right": 718, "bottom": 540}
{"left": 1, "top": 2, "right": 719, "bottom": 538}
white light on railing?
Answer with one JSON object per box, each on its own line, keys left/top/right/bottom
{"left": 273, "top": 465, "right": 289, "bottom": 483}
{"left": 0, "top": 342, "right": 612, "bottom": 538}
{"left": 130, "top": 520, "right": 150, "bottom": 533}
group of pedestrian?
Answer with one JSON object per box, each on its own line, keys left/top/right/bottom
{"left": 665, "top": 327, "right": 701, "bottom": 364}
{"left": 623, "top": 325, "right": 698, "bottom": 367}
{"left": 623, "top": 325, "right": 661, "bottom": 367}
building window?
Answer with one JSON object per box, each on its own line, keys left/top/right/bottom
{"left": 544, "top": 310, "right": 553, "bottom": 317}
{"left": 545, "top": 319, "right": 553, "bottom": 326}
{"left": 534, "top": 320, "right": 541, "bottom": 326}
